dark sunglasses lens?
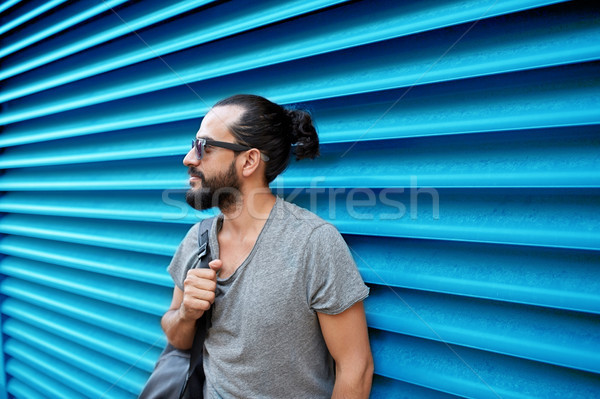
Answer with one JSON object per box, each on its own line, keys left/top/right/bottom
{"left": 191, "top": 139, "right": 203, "bottom": 159}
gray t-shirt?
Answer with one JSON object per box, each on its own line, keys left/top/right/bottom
{"left": 168, "top": 197, "right": 369, "bottom": 398}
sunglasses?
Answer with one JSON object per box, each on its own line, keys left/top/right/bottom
{"left": 191, "top": 138, "right": 270, "bottom": 161}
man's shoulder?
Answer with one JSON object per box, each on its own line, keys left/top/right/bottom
{"left": 273, "top": 198, "right": 344, "bottom": 246}
{"left": 276, "top": 197, "right": 329, "bottom": 230}
{"left": 175, "top": 215, "right": 219, "bottom": 253}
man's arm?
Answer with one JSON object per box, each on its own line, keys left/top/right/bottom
{"left": 318, "top": 301, "right": 374, "bottom": 399}
{"left": 161, "top": 260, "right": 222, "bottom": 349}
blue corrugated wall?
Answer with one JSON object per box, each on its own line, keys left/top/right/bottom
{"left": 1, "top": 0, "right": 599, "bottom": 398}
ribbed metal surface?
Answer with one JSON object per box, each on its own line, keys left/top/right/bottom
{"left": 1, "top": 0, "right": 599, "bottom": 397}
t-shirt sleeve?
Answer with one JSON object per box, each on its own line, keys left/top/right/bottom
{"left": 167, "top": 222, "right": 201, "bottom": 291}
{"left": 305, "top": 223, "right": 369, "bottom": 314}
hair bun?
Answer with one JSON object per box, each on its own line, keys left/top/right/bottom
{"left": 287, "top": 109, "right": 320, "bottom": 160}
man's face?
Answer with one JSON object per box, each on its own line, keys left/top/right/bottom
{"left": 183, "top": 106, "right": 244, "bottom": 212}
{"left": 185, "top": 158, "right": 241, "bottom": 212}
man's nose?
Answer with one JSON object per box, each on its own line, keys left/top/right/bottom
{"left": 183, "top": 147, "right": 199, "bottom": 167}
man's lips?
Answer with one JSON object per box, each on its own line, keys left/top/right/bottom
{"left": 188, "top": 172, "right": 203, "bottom": 185}
{"left": 188, "top": 168, "right": 204, "bottom": 184}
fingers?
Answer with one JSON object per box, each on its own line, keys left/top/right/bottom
{"left": 179, "top": 261, "right": 222, "bottom": 321}
{"left": 180, "top": 288, "right": 214, "bottom": 313}
{"left": 179, "top": 287, "right": 214, "bottom": 321}
{"left": 209, "top": 259, "right": 223, "bottom": 272}
{"left": 187, "top": 265, "right": 217, "bottom": 280}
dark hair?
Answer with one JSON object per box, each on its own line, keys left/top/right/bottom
{"left": 213, "top": 94, "right": 320, "bottom": 183}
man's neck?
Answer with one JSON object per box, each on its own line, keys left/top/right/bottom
{"left": 221, "top": 189, "right": 277, "bottom": 237}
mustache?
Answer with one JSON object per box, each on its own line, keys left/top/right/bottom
{"left": 188, "top": 167, "right": 205, "bottom": 180}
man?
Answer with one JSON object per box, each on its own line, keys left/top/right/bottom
{"left": 161, "top": 94, "right": 373, "bottom": 398}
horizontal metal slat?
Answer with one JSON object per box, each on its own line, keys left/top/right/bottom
{"left": 0, "top": 189, "right": 199, "bottom": 221}
{"left": 280, "top": 126, "right": 600, "bottom": 189}
{"left": 300, "top": 79, "right": 600, "bottom": 144}
{"left": 370, "top": 329, "right": 600, "bottom": 398}
{"left": 4, "top": 339, "right": 135, "bottom": 399}
{"left": 0, "top": 0, "right": 217, "bottom": 82}
{"left": 0, "top": 234, "right": 172, "bottom": 286}
{"left": 2, "top": 0, "right": 580, "bottom": 125}
{"left": 0, "top": 190, "right": 209, "bottom": 223}
{"left": 370, "top": 375, "right": 462, "bottom": 399}
{"left": 348, "top": 235, "right": 600, "bottom": 314}
{"left": 0, "top": 119, "right": 196, "bottom": 168}
{"left": 0, "top": 0, "right": 67, "bottom": 37}
{"left": 0, "top": 0, "right": 343, "bottom": 96}
{"left": 3, "top": 1, "right": 597, "bottom": 130}
{"left": 3, "top": 320, "right": 148, "bottom": 394}
{"left": 2, "top": 298, "right": 161, "bottom": 371}
{"left": 0, "top": 0, "right": 128, "bottom": 59}
{"left": 365, "top": 286, "right": 600, "bottom": 373}
{"left": 0, "top": 256, "right": 172, "bottom": 315}
{"left": 0, "top": 277, "right": 165, "bottom": 346}
{"left": 0, "top": 0, "right": 22, "bottom": 15}
{"left": 2, "top": 58, "right": 597, "bottom": 148}
{"left": 6, "top": 378, "right": 47, "bottom": 399}
{"left": 0, "top": 213, "right": 190, "bottom": 255}
{"left": 290, "top": 189, "right": 600, "bottom": 251}
{"left": 0, "top": 157, "right": 187, "bottom": 190}
{"left": 5, "top": 359, "right": 86, "bottom": 399}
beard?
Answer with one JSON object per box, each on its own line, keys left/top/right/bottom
{"left": 185, "top": 161, "right": 241, "bottom": 212}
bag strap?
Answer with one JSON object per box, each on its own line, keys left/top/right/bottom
{"left": 197, "top": 223, "right": 210, "bottom": 260}
{"left": 180, "top": 216, "right": 215, "bottom": 399}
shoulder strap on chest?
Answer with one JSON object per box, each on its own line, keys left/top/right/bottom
{"left": 196, "top": 216, "right": 215, "bottom": 266}
{"left": 180, "top": 216, "right": 216, "bottom": 398}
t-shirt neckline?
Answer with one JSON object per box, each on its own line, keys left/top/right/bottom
{"left": 212, "top": 196, "right": 281, "bottom": 284}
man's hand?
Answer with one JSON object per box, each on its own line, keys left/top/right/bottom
{"left": 162, "top": 259, "right": 222, "bottom": 349}
{"left": 179, "top": 259, "right": 223, "bottom": 321}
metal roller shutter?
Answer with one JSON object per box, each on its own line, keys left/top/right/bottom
{"left": 1, "top": 0, "right": 599, "bottom": 397}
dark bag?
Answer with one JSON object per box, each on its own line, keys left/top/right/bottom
{"left": 139, "top": 217, "right": 215, "bottom": 399}
{"left": 138, "top": 344, "right": 191, "bottom": 399}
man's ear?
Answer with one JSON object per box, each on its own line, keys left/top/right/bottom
{"left": 240, "top": 148, "right": 262, "bottom": 178}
